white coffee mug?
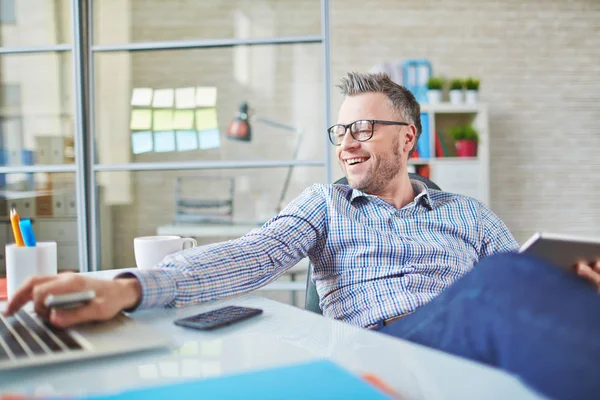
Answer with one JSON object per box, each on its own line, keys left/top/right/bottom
{"left": 134, "top": 235, "right": 197, "bottom": 270}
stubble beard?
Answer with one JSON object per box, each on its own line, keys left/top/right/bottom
{"left": 347, "top": 137, "right": 403, "bottom": 195}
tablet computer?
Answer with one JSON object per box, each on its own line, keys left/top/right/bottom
{"left": 519, "top": 232, "right": 600, "bottom": 271}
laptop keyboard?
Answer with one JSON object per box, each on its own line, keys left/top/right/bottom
{"left": 0, "top": 310, "right": 83, "bottom": 361}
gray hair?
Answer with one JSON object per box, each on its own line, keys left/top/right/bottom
{"left": 337, "top": 72, "right": 421, "bottom": 156}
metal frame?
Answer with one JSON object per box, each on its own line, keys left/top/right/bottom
{"left": 0, "top": 0, "right": 333, "bottom": 272}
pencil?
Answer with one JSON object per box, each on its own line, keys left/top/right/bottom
{"left": 10, "top": 208, "right": 25, "bottom": 247}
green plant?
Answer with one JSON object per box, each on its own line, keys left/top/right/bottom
{"left": 465, "top": 77, "right": 480, "bottom": 91}
{"left": 427, "top": 76, "right": 444, "bottom": 90}
{"left": 449, "top": 79, "right": 464, "bottom": 91}
{"left": 449, "top": 125, "right": 479, "bottom": 142}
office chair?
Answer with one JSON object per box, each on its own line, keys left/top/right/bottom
{"left": 304, "top": 173, "right": 441, "bottom": 314}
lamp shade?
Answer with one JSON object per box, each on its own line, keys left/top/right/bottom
{"left": 226, "top": 102, "right": 251, "bottom": 142}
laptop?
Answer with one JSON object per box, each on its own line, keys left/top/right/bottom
{"left": 0, "top": 308, "right": 170, "bottom": 371}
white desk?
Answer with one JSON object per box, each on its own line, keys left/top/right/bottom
{"left": 0, "top": 270, "right": 542, "bottom": 399}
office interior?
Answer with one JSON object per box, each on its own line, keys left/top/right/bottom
{"left": 0, "top": 0, "right": 598, "bottom": 308}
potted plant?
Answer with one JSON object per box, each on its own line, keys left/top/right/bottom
{"left": 426, "top": 76, "right": 444, "bottom": 104}
{"left": 465, "top": 77, "right": 480, "bottom": 104}
{"left": 449, "top": 124, "right": 478, "bottom": 157}
{"left": 449, "top": 79, "right": 464, "bottom": 104}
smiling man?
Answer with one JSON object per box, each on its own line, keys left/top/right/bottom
{"left": 6, "top": 72, "right": 600, "bottom": 399}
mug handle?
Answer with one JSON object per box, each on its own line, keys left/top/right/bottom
{"left": 181, "top": 237, "right": 197, "bottom": 249}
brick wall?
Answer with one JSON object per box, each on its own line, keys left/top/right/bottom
{"left": 328, "top": 0, "right": 600, "bottom": 243}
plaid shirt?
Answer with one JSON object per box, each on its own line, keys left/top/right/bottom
{"left": 126, "top": 181, "right": 518, "bottom": 328}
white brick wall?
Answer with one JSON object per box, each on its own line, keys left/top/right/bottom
{"left": 329, "top": 0, "right": 600, "bottom": 244}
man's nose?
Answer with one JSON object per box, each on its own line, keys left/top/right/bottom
{"left": 339, "top": 129, "right": 359, "bottom": 150}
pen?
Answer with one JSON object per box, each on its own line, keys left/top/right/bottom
{"left": 9, "top": 208, "right": 25, "bottom": 247}
{"left": 19, "top": 219, "right": 37, "bottom": 247}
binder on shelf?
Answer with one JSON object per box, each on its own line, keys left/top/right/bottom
{"left": 416, "top": 112, "right": 430, "bottom": 158}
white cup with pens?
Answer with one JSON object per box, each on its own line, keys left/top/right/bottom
{"left": 6, "top": 208, "right": 58, "bottom": 301}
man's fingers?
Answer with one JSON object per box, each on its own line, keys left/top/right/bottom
{"left": 593, "top": 260, "right": 600, "bottom": 273}
{"left": 4, "top": 275, "right": 58, "bottom": 316}
{"left": 575, "top": 263, "right": 600, "bottom": 286}
{"left": 49, "top": 299, "right": 116, "bottom": 328}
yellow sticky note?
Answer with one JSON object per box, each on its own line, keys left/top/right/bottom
{"left": 153, "top": 110, "right": 174, "bottom": 130}
{"left": 130, "top": 109, "right": 152, "bottom": 130}
{"left": 195, "top": 108, "right": 218, "bottom": 131}
{"left": 173, "top": 110, "right": 194, "bottom": 130}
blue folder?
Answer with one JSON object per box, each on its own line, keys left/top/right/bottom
{"left": 81, "top": 360, "right": 391, "bottom": 400}
{"left": 417, "top": 112, "right": 430, "bottom": 158}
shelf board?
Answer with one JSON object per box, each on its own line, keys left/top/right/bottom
{"left": 409, "top": 157, "right": 479, "bottom": 164}
{"left": 420, "top": 103, "right": 484, "bottom": 114}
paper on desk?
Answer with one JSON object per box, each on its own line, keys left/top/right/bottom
{"left": 80, "top": 360, "right": 392, "bottom": 400}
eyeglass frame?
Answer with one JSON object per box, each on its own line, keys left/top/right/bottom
{"left": 327, "top": 119, "right": 410, "bottom": 146}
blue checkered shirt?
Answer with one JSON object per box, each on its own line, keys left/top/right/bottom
{"left": 125, "top": 181, "right": 518, "bottom": 328}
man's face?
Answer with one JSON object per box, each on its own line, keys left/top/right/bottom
{"left": 335, "top": 93, "right": 415, "bottom": 195}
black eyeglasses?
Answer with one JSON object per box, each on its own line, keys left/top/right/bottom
{"left": 327, "top": 120, "right": 409, "bottom": 146}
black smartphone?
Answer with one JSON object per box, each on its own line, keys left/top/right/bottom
{"left": 44, "top": 290, "right": 96, "bottom": 310}
{"left": 173, "top": 305, "right": 263, "bottom": 331}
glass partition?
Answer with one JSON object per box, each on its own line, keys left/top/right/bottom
{"left": 96, "top": 166, "right": 324, "bottom": 269}
{"left": 0, "top": 172, "right": 77, "bottom": 276}
{"left": 92, "top": 44, "right": 324, "bottom": 167}
{"left": 0, "top": 0, "right": 71, "bottom": 46}
{"left": 0, "top": 53, "right": 74, "bottom": 167}
{"left": 92, "top": 0, "right": 321, "bottom": 45}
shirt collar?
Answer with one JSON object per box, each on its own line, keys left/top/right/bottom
{"left": 348, "top": 179, "right": 434, "bottom": 209}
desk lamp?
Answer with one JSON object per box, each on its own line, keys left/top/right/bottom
{"left": 227, "top": 102, "right": 303, "bottom": 213}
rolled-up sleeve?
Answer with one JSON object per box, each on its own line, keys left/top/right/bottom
{"left": 121, "top": 184, "right": 328, "bottom": 310}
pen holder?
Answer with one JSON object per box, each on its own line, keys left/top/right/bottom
{"left": 6, "top": 242, "right": 58, "bottom": 301}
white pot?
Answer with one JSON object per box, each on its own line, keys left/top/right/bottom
{"left": 427, "top": 90, "right": 442, "bottom": 104}
{"left": 449, "top": 90, "right": 464, "bottom": 105}
{"left": 465, "top": 90, "right": 478, "bottom": 104}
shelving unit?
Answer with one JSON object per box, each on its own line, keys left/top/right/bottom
{"left": 411, "top": 103, "right": 489, "bottom": 205}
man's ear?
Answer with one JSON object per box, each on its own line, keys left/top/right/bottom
{"left": 404, "top": 125, "right": 418, "bottom": 154}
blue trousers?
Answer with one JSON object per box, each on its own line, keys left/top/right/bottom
{"left": 379, "top": 252, "right": 600, "bottom": 400}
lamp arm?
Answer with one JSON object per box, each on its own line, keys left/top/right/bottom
{"left": 251, "top": 116, "right": 299, "bottom": 133}
{"left": 276, "top": 129, "right": 304, "bottom": 213}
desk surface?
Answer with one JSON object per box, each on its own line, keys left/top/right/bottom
{"left": 0, "top": 272, "right": 542, "bottom": 399}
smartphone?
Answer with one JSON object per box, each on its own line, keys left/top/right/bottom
{"left": 173, "top": 305, "right": 263, "bottom": 331}
{"left": 44, "top": 290, "right": 96, "bottom": 310}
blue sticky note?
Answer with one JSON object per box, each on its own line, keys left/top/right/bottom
{"left": 81, "top": 360, "right": 390, "bottom": 400}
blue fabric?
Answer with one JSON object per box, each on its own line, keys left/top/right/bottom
{"left": 127, "top": 181, "right": 517, "bottom": 328}
{"left": 378, "top": 252, "right": 600, "bottom": 400}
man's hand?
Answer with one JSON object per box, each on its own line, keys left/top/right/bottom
{"left": 3, "top": 273, "right": 142, "bottom": 328}
{"left": 574, "top": 260, "right": 600, "bottom": 290}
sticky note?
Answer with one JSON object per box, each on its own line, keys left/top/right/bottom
{"left": 173, "top": 110, "right": 194, "bottom": 130}
{"left": 131, "top": 131, "right": 153, "bottom": 154}
{"left": 195, "top": 108, "right": 218, "bottom": 131}
{"left": 153, "top": 110, "right": 174, "bottom": 130}
{"left": 131, "top": 88, "right": 153, "bottom": 106}
{"left": 154, "top": 131, "right": 175, "bottom": 152}
{"left": 153, "top": 89, "right": 174, "bottom": 108}
{"left": 130, "top": 109, "right": 152, "bottom": 130}
{"left": 175, "top": 87, "right": 196, "bottom": 109}
{"left": 176, "top": 130, "right": 198, "bottom": 151}
{"left": 196, "top": 87, "right": 217, "bottom": 107}
{"left": 199, "top": 128, "right": 221, "bottom": 149}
